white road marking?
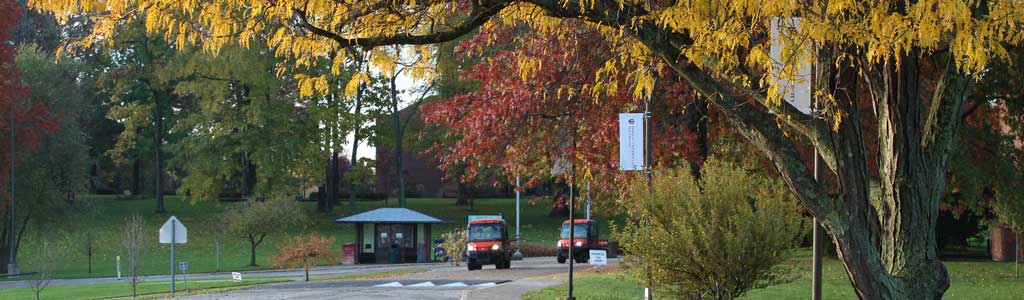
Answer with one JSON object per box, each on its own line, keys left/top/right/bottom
{"left": 440, "top": 282, "right": 468, "bottom": 287}
{"left": 374, "top": 281, "right": 404, "bottom": 287}
{"left": 408, "top": 281, "right": 435, "bottom": 287}
{"left": 472, "top": 282, "right": 497, "bottom": 287}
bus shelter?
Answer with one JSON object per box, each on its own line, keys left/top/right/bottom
{"left": 335, "top": 208, "right": 444, "bottom": 264}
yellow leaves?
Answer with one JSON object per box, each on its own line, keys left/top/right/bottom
{"left": 344, "top": 72, "right": 369, "bottom": 97}
{"left": 295, "top": 74, "right": 330, "bottom": 97}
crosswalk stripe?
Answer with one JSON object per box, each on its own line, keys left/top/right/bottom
{"left": 408, "top": 281, "right": 435, "bottom": 287}
{"left": 440, "top": 282, "right": 468, "bottom": 287}
{"left": 374, "top": 281, "right": 404, "bottom": 287}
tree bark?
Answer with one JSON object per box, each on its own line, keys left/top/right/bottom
{"left": 390, "top": 74, "right": 406, "bottom": 207}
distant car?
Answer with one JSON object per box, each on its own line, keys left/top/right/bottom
{"left": 465, "top": 216, "right": 513, "bottom": 270}
{"left": 557, "top": 219, "right": 608, "bottom": 264}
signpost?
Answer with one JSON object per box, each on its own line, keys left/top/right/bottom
{"left": 513, "top": 175, "right": 523, "bottom": 260}
{"left": 770, "top": 17, "right": 821, "bottom": 300}
{"left": 159, "top": 216, "right": 187, "bottom": 296}
{"left": 621, "top": 72, "right": 655, "bottom": 300}
{"left": 116, "top": 256, "right": 122, "bottom": 279}
{"left": 179, "top": 261, "right": 189, "bottom": 290}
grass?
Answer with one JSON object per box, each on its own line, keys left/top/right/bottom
{"left": 523, "top": 249, "right": 1024, "bottom": 300}
{"left": 6, "top": 195, "right": 614, "bottom": 281}
{"left": 0, "top": 279, "right": 283, "bottom": 300}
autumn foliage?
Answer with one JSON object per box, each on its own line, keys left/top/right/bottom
{"left": 421, "top": 22, "right": 705, "bottom": 203}
{"left": 0, "top": 0, "right": 57, "bottom": 209}
{"left": 270, "top": 232, "right": 339, "bottom": 281}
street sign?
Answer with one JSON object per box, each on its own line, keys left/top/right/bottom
{"left": 159, "top": 216, "right": 188, "bottom": 244}
{"left": 179, "top": 262, "right": 188, "bottom": 271}
{"left": 619, "top": 113, "right": 645, "bottom": 171}
{"left": 589, "top": 250, "right": 608, "bottom": 265}
{"left": 232, "top": 272, "right": 243, "bottom": 282}
{"left": 770, "top": 17, "right": 812, "bottom": 115}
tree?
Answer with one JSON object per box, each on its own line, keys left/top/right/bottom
{"left": 121, "top": 213, "right": 146, "bottom": 298}
{"left": 28, "top": 240, "right": 57, "bottom": 300}
{"left": 270, "top": 232, "right": 339, "bottom": 281}
{"left": 224, "top": 198, "right": 306, "bottom": 267}
{"left": 1, "top": 0, "right": 58, "bottom": 274}
{"left": 420, "top": 22, "right": 704, "bottom": 211}
{"left": 34, "top": 1, "right": 1024, "bottom": 299}
{"left": 438, "top": 228, "right": 467, "bottom": 266}
{"left": 615, "top": 158, "right": 805, "bottom": 298}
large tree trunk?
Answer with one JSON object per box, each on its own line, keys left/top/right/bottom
{"left": 390, "top": 75, "right": 406, "bottom": 207}
{"left": 628, "top": 21, "right": 967, "bottom": 298}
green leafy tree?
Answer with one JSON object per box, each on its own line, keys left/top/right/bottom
{"left": 224, "top": 198, "right": 307, "bottom": 267}
{"left": 614, "top": 158, "right": 805, "bottom": 299}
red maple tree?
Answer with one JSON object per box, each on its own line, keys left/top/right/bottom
{"left": 1, "top": 0, "right": 59, "bottom": 209}
{"left": 422, "top": 21, "right": 707, "bottom": 211}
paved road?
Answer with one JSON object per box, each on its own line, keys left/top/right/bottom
{"left": 182, "top": 257, "right": 618, "bottom": 300}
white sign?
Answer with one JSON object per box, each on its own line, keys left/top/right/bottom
{"left": 619, "top": 113, "right": 645, "bottom": 171}
{"left": 159, "top": 216, "right": 188, "bottom": 244}
{"left": 770, "top": 17, "right": 812, "bottom": 115}
{"left": 232, "top": 272, "right": 243, "bottom": 282}
{"left": 179, "top": 262, "right": 188, "bottom": 271}
{"left": 589, "top": 250, "right": 608, "bottom": 265}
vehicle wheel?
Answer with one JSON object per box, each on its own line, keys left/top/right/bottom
{"left": 557, "top": 256, "right": 566, "bottom": 264}
{"left": 503, "top": 258, "right": 512, "bottom": 269}
{"left": 467, "top": 259, "right": 482, "bottom": 271}
{"left": 575, "top": 256, "right": 588, "bottom": 264}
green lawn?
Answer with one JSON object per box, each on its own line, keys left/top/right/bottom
{"left": 0, "top": 279, "right": 281, "bottom": 300}
{"left": 6, "top": 195, "right": 614, "bottom": 281}
{"left": 524, "top": 250, "right": 1024, "bottom": 300}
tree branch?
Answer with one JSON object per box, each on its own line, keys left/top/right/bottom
{"left": 293, "top": 1, "right": 508, "bottom": 50}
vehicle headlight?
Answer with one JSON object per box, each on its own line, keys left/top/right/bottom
{"left": 575, "top": 241, "right": 583, "bottom": 247}
{"left": 491, "top": 244, "right": 501, "bottom": 251}
{"left": 557, "top": 241, "right": 563, "bottom": 247}
{"left": 467, "top": 243, "right": 476, "bottom": 252}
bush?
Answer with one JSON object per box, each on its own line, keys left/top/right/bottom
{"left": 613, "top": 158, "right": 806, "bottom": 299}
{"left": 518, "top": 243, "right": 557, "bottom": 257}
{"left": 439, "top": 228, "right": 467, "bottom": 265}
{"left": 270, "top": 232, "right": 339, "bottom": 281}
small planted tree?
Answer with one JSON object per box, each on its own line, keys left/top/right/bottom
{"left": 270, "top": 232, "right": 339, "bottom": 281}
{"left": 225, "top": 198, "right": 306, "bottom": 266}
{"left": 439, "top": 228, "right": 467, "bottom": 266}
{"left": 28, "top": 241, "right": 58, "bottom": 300}
{"left": 122, "top": 213, "right": 146, "bottom": 298}
{"left": 614, "top": 158, "right": 805, "bottom": 299}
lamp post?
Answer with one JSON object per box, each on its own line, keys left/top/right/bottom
{"left": 5, "top": 38, "right": 19, "bottom": 275}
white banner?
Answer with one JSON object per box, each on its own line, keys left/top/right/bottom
{"left": 619, "top": 113, "right": 645, "bottom": 171}
{"left": 770, "top": 17, "right": 812, "bottom": 115}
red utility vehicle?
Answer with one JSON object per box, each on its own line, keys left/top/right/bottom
{"left": 557, "top": 219, "right": 608, "bottom": 264}
{"left": 465, "top": 216, "right": 513, "bottom": 270}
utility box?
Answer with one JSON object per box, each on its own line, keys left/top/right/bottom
{"left": 342, "top": 243, "right": 357, "bottom": 265}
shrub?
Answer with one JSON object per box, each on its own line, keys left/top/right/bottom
{"left": 518, "top": 243, "right": 557, "bottom": 257}
{"left": 613, "top": 158, "right": 806, "bottom": 299}
{"left": 439, "top": 228, "right": 467, "bottom": 265}
{"left": 270, "top": 232, "right": 339, "bottom": 281}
